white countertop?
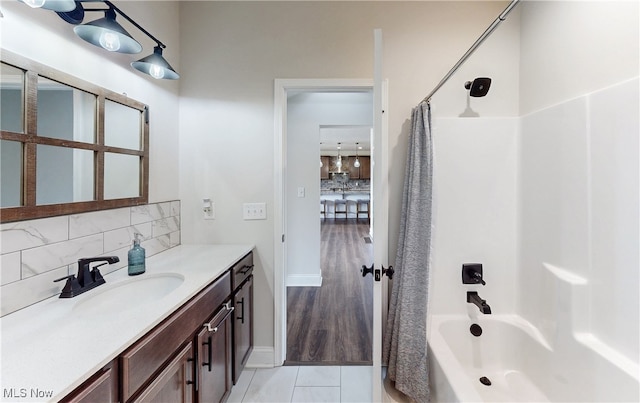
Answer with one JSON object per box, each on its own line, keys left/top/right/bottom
{"left": 0, "top": 244, "right": 254, "bottom": 403}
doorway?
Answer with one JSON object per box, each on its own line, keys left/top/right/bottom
{"left": 273, "top": 79, "right": 378, "bottom": 366}
{"left": 283, "top": 91, "right": 374, "bottom": 365}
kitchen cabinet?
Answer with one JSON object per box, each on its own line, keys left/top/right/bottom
{"left": 346, "top": 156, "right": 370, "bottom": 179}
{"left": 231, "top": 252, "right": 254, "bottom": 385}
{"left": 320, "top": 156, "right": 330, "bottom": 179}
{"left": 60, "top": 360, "right": 118, "bottom": 403}
{"left": 359, "top": 156, "right": 371, "bottom": 179}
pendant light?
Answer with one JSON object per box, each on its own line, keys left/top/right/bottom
{"left": 131, "top": 46, "right": 180, "bottom": 80}
{"left": 19, "top": 0, "right": 75, "bottom": 12}
{"left": 353, "top": 143, "right": 361, "bottom": 168}
{"left": 73, "top": 7, "right": 142, "bottom": 53}
{"left": 336, "top": 143, "right": 343, "bottom": 171}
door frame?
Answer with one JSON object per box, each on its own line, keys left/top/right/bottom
{"left": 273, "top": 78, "right": 378, "bottom": 366}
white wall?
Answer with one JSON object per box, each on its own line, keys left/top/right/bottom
{"left": 0, "top": 0, "right": 181, "bottom": 203}
{"left": 286, "top": 91, "right": 373, "bottom": 286}
{"left": 178, "top": 1, "right": 511, "bottom": 355}
{"left": 518, "top": 0, "right": 639, "bottom": 372}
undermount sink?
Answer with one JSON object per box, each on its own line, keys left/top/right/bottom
{"left": 72, "top": 273, "right": 185, "bottom": 317}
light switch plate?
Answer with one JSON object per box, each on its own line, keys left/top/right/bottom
{"left": 243, "top": 202, "right": 267, "bottom": 220}
{"left": 297, "top": 187, "right": 305, "bottom": 198}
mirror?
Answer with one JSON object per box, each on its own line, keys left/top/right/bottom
{"left": 0, "top": 63, "right": 24, "bottom": 133}
{"left": 104, "top": 153, "right": 140, "bottom": 200}
{"left": 0, "top": 140, "right": 22, "bottom": 207}
{"left": 37, "top": 76, "right": 96, "bottom": 143}
{"left": 105, "top": 99, "right": 142, "bottom": 150}
{"left": 0, "top": 51, "right": 149, "bottom": 222}
{"left": 36, "top": 145, "right": 94, "bottom": 205}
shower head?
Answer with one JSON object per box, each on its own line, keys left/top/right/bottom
{"left": 464, "top": 77, "right": 492, "bottom": 97}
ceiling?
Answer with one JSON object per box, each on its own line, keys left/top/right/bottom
{"left": 319, "top": 125, "right": 371, "bottom": 154}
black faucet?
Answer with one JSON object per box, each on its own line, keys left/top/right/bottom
{"left": 54, "top": 256, "right": 120, "bottom": 298}
{"left": 467, "top": 291, "right": 491, "bottom": 314}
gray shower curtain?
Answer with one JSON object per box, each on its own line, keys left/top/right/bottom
{"left": 382, "top": 102, "right": 433, "bottom": 403}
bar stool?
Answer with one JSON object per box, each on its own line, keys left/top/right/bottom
{"left": 334, "top": 199, "right": 347, "bottom": 219}
{"left": 356, "top": 199, "right": 370, "bottom": 223}
{"left": 320, "top": 200, "right": 327, "bottom": 219}
{"left": 346, "top": 199, "right": 356, "bottom": 220}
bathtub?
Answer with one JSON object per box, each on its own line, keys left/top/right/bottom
{"left": 427, "top": 315, "right": 640, "bottom": 402}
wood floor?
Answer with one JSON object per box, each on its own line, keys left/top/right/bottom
{"left": 286, "top": 219, "right": 373, "bottom": 365}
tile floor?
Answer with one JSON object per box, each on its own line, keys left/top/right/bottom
{"left": 228, "top": 366, "right": 373, "bottom": 403}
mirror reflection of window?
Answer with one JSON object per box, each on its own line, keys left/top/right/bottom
{"left": 36, "top": 145, "right": 94, "bottom": 205}
{"left": 104, "top": 153, "right": 140, "bottom": 200}
{"left": 104, "top": 99, "right": 142, "bottom": 150}
{"left": 0, "top": 140, "right": 23, "bottom": 207}
{"left": 37, "top": 76, "right": 96, "bottom": 143}
{"left": 0, "top": 63, "right": 24, "bottom": 133}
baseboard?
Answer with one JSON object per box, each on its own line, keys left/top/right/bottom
{"left": 286, "top": 274, "right": 322, "bottom": 287}
{"left": 246, "top": 346, "right": 276, "bottom": 368}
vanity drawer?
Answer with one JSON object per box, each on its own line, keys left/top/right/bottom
{"left": 121, "top": 271, "right": 230, "bottom": 402}
{"left": 231, "top": 252, "right": 254, "bottom": 291}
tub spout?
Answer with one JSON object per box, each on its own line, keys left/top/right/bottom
{"left": 467, "top": 291, "right": 491, "bottom": 314}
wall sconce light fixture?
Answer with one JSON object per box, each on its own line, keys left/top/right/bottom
{"left": 19, "top": 0, "right": 179, "bottom": 79}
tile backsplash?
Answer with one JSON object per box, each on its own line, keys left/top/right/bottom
{"left": 0, "top": 201, "right": 181, "bottom": 316}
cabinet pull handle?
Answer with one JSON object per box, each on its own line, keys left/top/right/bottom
{"left": 202, "top": 337, "right": 212, "bottom": 372}
{"left": 203, "top": 304, "right": 234, "bottom": 333}
{"left": 187, "top": 357, "right": 197, "bottom": 389}
{"left": 237, "top": 297, "right": 245, "bottom": 324}
{"left": 239, "top": 264, "right": 254, "bottom": 275}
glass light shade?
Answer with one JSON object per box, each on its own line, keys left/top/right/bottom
{"left": 354, "top": 157, "right": 361, "bottom": 168}
{"left": 336, "top": 156, "right": 342, "bottom": 168}
{"left": 99, "top": 31, "right": 121, "bottom": 52}
{"left": 131, "top": 46, "right": 180, "bottom": 80}
{"left": 20, "top": 0, "right": 75, "bottom": 12}
{"left": 74, "top": 9, "right": 142, "bottom": 54}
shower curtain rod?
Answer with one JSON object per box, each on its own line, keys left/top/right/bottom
{"left": 421, "top": 0, "right": 521, "bottom": 104}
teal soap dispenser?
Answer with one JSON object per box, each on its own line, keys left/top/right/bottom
{"left": 128, "top": 233, "right": 146, "bottom": 276}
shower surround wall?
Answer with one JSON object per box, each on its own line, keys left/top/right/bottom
{"left": 0, "top": 201, "right": 181, "bottom": 316}
{"left": 429, "top": 1, "right": 639, "bottom": 397}
{"left": 516, "top": 0, "right": 639, "bottom": 376}
{"left": 518, "top": 76, "right": 639, "bottom": 382}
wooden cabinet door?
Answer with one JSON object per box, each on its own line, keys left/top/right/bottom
{"left": 61, "top": 361, "right": 118, "bottom": 403}
{"left": 320, "top": 156, "right": 330, "bottom": 179}
{"left": 233, "top": 276, "right": 253, "bottom": 384}
{"left": 197, "top": 303, "right": 233, "bottom": 403}
{"left": 359, "top": 156, "right": 371, "bottom": 179}
{"left": 132, "top": 343, "right": 195, "bottom": 403}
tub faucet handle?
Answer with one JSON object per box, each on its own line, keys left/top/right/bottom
{"left": 462, "top": 263, "right": 485, "bottom": 285}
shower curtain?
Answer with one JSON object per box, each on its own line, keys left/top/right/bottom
{"left": 383, "top": 102, "right": 433, "bottom": 403}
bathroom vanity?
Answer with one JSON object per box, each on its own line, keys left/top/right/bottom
{"left": 0, "top": 244, "right": 254, "bottom": 403}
